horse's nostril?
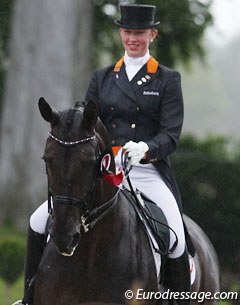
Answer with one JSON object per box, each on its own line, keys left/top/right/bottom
{"left": 72, "top": 232, "right": 80, "bottom": 247}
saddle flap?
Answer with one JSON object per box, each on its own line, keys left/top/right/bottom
{"left": 122, "top": 189, "right": 170, "bottom": 255}
{"left": 141, "top": 194, "right": 170, "bottom": 255}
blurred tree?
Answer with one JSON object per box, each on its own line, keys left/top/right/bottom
{"left": 0, "top": 238, "right": 25, "bottom": 284}
{"left": 0, "top": 0, "right": 93, "bottom": 228}
{"left": 92, "top": 0, "right": 213, "bottom": 68}
{"left": 178, "top": 134, "right": 229, "bottom": 159}
{"left": 172, "top": 135, "right": 240, "bottom": 275}
{"left": 0, "top": 0, "right": 14, "bottom": 115}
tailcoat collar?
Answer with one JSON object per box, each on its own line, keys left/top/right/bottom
{"left": 113, "top": 56, "right": 159, "bottom": 101}
{"left": 114, "top": 55, "right": 159, "bottom": 74}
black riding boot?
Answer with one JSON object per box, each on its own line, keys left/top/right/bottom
{"left": 21, "top": 225, "right": 46, "bottom": 305}
{"left": 164, "top": 249, "right": 191, "bottom": 305}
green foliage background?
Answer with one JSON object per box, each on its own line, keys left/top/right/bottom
{"left": 172, "top": 135, "right": 240, "bottom": 275}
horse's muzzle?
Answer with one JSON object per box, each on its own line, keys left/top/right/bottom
{"left": 51, "top": 230, "right": 81, "bottom": 256}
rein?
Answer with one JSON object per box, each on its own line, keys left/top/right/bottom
{"left": 46, "top": 131, "right": 119, "bottom": 233}
{"left": 80, "top": 190, "right": 120, "bottom": 232}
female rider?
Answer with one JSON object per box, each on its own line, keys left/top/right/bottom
{"left": 14, "top": 4, "right": 190, "bottom": 305}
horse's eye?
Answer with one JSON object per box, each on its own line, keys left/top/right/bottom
{"left": 80, "top": 149, "right": 90, "bottom": 155}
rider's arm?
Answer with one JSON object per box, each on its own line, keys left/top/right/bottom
{"left": 144, "top": 71, "right": 184, "bottom": 163}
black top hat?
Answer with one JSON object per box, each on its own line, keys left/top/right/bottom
{"left": 114, "top": 4, "right": 160, "bottom": 29}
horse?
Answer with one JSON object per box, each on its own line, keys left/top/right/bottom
{"left": 34, "top": 97, "right": 220, "bottom": 305}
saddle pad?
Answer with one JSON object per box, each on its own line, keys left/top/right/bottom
{"left": 141, "top": 194, "right": 170, "bottom": 255}
{"left": 142, "top": 194, "right": 196, "bottom": 285}
{"left": 122, "top": 189, "right": 170, "bottom": 256}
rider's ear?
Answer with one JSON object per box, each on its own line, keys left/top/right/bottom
{"left": 38, "top": 97, "right": 59, "bottom": 125}
{"left": 83, "top": 101, "right": 98, "bottom": 128}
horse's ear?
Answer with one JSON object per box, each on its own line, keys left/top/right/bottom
{"left": 83, "top": 101, "right": 98, "bottom": 128}
{"left": 38, "top": 97, "right": 59, "bottom": 124}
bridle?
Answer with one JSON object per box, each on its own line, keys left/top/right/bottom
{"left": 48, "top": 132, "right": 96, "bottom": 146}
{"left": 46, "top": 131, "right": 119, "bottom": 233}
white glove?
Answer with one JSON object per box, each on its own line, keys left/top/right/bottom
{"left": 123, "top": 141, "right": 149, "bottom": 165}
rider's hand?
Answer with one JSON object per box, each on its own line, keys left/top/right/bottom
{"left": 123, "top": 141, "right": 149, "bottom": 165}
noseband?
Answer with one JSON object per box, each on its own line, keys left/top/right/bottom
{"left": 46, "top": 131, "right": 119, "bottom": 233}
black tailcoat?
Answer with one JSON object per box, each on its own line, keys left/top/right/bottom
{"left": 85, "top": 56, "right": 184, "bottom": 211}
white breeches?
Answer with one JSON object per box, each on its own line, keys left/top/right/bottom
{"left": 30, "top": 200, "right": 49, "bottom": 235}
{"left": 30, "top": 157, "right": 186, "bottom": 259}
{"left": 114, "top": 149, "right": 186, "bottom": 258}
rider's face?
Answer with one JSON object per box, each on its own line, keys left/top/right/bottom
{"left": 119, "top": 28, "right": 158, "bottom": 58}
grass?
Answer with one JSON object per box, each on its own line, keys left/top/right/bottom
{"left": 0, "top": 275, "right": 24, "bottom": 305}
{"left": 0, "top": 225, "right": 26, "bottom": 242}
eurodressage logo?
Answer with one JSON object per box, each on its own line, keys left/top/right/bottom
{"left": 124, "top": 289, "right": 239, "bottom": 303}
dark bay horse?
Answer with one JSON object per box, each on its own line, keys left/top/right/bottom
{"left": 34, "top": 98, "right": 220, "bottom": 305}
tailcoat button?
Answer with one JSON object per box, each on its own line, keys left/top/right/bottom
{"left": 110, "top": 107, "right": 114, "bottom": 111}
{"left": 112, "top": 123, "right": 116, "bottom": 128}
{"left": 112, "top": 140, "right": 115, "bottom": 145}
{"left": 131, "top": 123, "right": 136, "bottom": 129}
